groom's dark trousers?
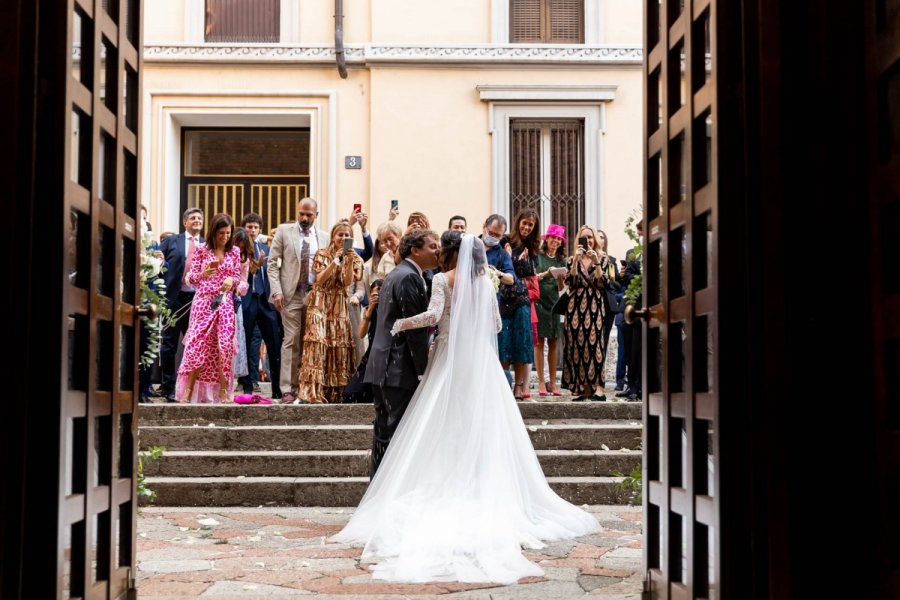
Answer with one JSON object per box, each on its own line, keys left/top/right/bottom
{"left": 370, "top": 385, "right": 415, "bottom": 474}
{"left": 364, "top": 259, "right": 431, "bottom": 477}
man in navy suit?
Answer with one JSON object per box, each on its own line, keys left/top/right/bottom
{"left": 237, "top": 213, "right": 282, "bottom": 398}
{"left": 158, "top": 207, "right": 204, "bottom": 402}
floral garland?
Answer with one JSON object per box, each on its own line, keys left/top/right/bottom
{"left": 139, "top": 224, "right": 174, "bottom": 370}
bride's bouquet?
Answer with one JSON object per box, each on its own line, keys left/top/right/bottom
{"left": 487, "top": 267, "right": 501, "bottom": 293}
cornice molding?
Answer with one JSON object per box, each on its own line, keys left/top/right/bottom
{"left": 142, "top": 44, "right": 643, "bottom": 66}
{"left": 477, "top": 84, "right": 618, "bottom": 101}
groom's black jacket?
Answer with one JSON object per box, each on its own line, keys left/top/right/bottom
{"left": 364, "top": 259, "right": 431, "bottom": 391}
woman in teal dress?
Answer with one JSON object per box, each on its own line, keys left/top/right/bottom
{"left": 534, "top": 224, "right": 567, "bottom": 396}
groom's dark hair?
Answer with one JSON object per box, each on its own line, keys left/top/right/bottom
{"left": 398, "top": 229, "right": 437, "bottom": 259}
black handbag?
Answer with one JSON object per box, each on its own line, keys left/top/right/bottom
{"left": 551, "top": 289, "right": 569, "bottom": 315}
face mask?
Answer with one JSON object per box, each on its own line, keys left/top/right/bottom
{"left": 483, "top": 234, "right": 501, "bottom": 247}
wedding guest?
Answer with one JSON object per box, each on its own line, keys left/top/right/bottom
{"left": 562, "top": 225, "right": 610, "bottom": 402}
{"left": 158, "top": 208, "right": 204, "bottom": 402}
{"left": 176, "top": 213, "right": 242, "bottom": 403}
{"left": 342, "top": 278, "right": 383, "bottom": 404}
{"left": 448, "top": 215, "right": 467, "bottom": 232}
{"left": 596, "top": 228, "right": 623, "bottom": 370}
{"left": 229, "top": 227, "right": 254, "bottom": 383}
{"left": 297, "top": 220, "right": 365, "bottom": 403}
{"left": 534, "top": 224, "right": 567, "bottom": 396}
{"left": 501, "top": 209, "right": 541, "bottom": 400}
{"left": 267, "top": 197, "right": 330, "bottom": 404}
{"left": 237, "top": 213, "right": 282, "bottom": 398}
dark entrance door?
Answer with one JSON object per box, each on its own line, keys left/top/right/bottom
{"left": 180, "top": 128, "right": 311, "bottom": 230}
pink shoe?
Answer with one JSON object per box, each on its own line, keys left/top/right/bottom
{"left": 234, "top": 393, "right": 254, "bottom": 404}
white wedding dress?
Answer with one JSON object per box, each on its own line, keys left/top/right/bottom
{"left": 330, "top": 235, "right": 599, "bottom": 584}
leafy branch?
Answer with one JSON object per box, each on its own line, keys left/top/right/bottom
{"left": 612, "top": 463, "right": 643, "bottom": 505}
{"left": 137, "top": 445, "right": 165, "bottom": 505}
{"left": 623, "top": 211, "right": 643, "bottom": 307}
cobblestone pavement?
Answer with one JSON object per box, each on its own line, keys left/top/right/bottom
{"left": 137, "top": 505, "right": 644, "bottom": 598}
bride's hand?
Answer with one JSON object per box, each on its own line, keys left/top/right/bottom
{"left": 390, "top": 322, "right": 402, "bottom": 336}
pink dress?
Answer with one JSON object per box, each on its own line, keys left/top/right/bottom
{"left": 176, "top": 245, "right": 243, "bottom": 403}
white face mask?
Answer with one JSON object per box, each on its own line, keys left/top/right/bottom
{"left": 483, "top": 233, "right": 501, "bottom": 247}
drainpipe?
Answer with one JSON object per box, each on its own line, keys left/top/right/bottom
{"left": 334, "top": 0, "right": 348, "bottom": 78}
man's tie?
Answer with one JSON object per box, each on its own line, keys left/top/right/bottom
{"left": 298, "top": 227, "right": 310, "bottom": 294}
{"left": 183, "top": 235, "right": 198, "bottom": 291}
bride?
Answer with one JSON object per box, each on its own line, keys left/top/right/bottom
{"left": 330, "top": 232, "right": 599, "bottom": 584}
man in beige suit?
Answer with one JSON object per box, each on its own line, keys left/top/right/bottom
{"left": 268, "top": 197, "right": 330, "bottom": 403}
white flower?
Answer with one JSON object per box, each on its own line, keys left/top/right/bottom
{"left": 488, "top": 269, "right": 501, "bottom": 293}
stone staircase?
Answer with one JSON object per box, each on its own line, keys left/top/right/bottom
{"left": 139, "top": 400, "right": 643, "bottom": 506}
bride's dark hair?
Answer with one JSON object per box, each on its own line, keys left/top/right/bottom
{"left": 439, "top": 230, "right": 462, "bottom": 272}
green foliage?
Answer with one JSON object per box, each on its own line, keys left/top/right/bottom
{"left": 623, "top": 211, "right": 643, "bottom": 307}
{"left": 612, "top": 463, "right": 643, "bottom": 505}
{"left": 139, "top": 233, "right": 176, "bottom": 370}
{"left": 137, "top": 445, "right": 165, "bottom": 504}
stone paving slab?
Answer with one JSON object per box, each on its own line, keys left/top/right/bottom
{"left": 137, "top": 506, "right": 643, "bottom": 599}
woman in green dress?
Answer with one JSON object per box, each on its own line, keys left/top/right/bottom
{"left": 533, "top": 224, "right": 568, "bottom": 396}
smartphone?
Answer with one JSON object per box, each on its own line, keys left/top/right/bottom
{"left": 353, "top": 203, "right": 362, "bottom": 213}
{"left": 391, "top": 199, "right": 399, "bottom": 210}
{"left": 578, "top": 236, "right": 589, "bottom": 250}
{"left": 207, "top": 260, "right": 220, "bottom": 269}
{"left": 342, "top": 237, "right": 354, "bottom": 252}
{"left": 620, "top": 258, "right": 628, "bottom": 267}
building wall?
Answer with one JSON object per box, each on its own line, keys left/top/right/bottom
{"left": 141, "top": 0, "right": 643, "bottom": 258}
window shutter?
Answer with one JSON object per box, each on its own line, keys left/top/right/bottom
{"left": 510, "top": 0, "right": 543, "bottom": 43}
{"left": 549, "top": 0, "right": 584, "bottom": 43}
{"left": 511, "top": 0, "right": 583, "bottom": 44}
{"left": 205, "top": 0, "right": 280, "bottom": 43}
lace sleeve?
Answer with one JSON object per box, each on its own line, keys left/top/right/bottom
{"left": 391, "top": 274, "right": 446, "bottom": 335}
{"left": 492, "top": 291, "right": 502, "bottom": 333}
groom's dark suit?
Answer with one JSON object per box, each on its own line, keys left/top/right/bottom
{"left": 364, "top": 258, "right": 431, "bottom": 476}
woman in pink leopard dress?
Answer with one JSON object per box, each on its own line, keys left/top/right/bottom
{"left": 176, "top": 213, "right": 246, "bottom": 403}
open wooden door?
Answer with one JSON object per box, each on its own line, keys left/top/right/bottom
{"left": 2, "top": 0, "right": 143, "bottom": 598}
{"left": 641, "top": 0, "right": 719, "bottom": 596}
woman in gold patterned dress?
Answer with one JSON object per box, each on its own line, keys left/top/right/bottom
{"left": 297, "top": 220, "right": 364, "bottom": 403}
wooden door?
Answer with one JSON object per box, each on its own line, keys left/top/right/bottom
{"left": 3, "top": 0, "right": 145, "bottom": 597}
{"left": 642, "top": 0, "right": 718, "bottom": 596}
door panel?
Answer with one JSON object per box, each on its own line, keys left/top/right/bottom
{"left": 643, "top": 0, "right": 718, "bottom": 597}
{"left": 62, "top": 0, "right": 143, "bottom": 597}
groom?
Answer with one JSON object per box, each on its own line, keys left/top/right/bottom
{"left": 364, "top": 228, "right": 441, "bottom": 476}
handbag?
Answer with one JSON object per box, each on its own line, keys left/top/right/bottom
{"left": 551, "top": 288, "right": 569, "bottom": 316}
{"left": 498, "top": 278, "right": 529, "bottom": 318}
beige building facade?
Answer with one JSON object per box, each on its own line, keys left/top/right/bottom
{"left": 141, "top": 0, "right": 642, "bottom": 257}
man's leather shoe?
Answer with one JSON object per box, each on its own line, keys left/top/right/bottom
{"left": 615, "top": 387, "right": 632, "bottom": 398}
{"left": 626, "top": 391, "right": 640, "bottom": 401}
{"left": 614, "top": 384, "right": 624, "bottom": 392}
{"left": 165, "top": 392, "right": 177, "bottom": 403}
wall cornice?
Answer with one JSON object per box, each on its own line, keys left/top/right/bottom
{"left": 142, "top": 44, "right": 643, "bottom": 67}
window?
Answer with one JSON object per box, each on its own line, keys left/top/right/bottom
{"left": 510, "top": 120, "right": 585, "bottom": 248}
{"left": 510, "top": 0, "right": 584, "bottom": 44}
{"left": 205, "top": 0, "right": 280, "bottom": 43}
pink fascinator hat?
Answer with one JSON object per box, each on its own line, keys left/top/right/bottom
{"left": 542, "top": 224, "right": 566, "bottom": 241}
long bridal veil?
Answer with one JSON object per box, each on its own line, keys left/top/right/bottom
{"left": 331, "top": 234, "right": 598, "bottom": 584}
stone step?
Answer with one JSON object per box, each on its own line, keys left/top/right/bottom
{"left": 142, "top": 449, "right": 643, "bottom": 478}
{"left": 142, "top": 475, "right": 631, "bottom": 507}
{"left": 139, "top": 423, "right": 643, "bottom": 452}
{"left": 137, "top": 401, "right": 642, "bottom": 427}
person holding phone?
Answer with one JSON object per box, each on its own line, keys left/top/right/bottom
{"left": 296, "top": 219, "right": 364, "bottom": 403}
{"left": 175, "top": 213, "right": 243, "bottom": 403}
{"left": 561, "top": 225, "right": 611, "bottom": 402}
{"left": 347, "top": 203, "right": 375, "bottom": 262}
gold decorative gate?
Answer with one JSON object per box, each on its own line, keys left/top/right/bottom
{"left": 186, "top": 183, "right": 308, "bottom": 230}
{"left": 642, "top": 0, "right": 718, "bottom": 597}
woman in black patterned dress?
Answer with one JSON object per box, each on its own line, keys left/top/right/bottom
{"left": 561, "top": 225, "right": 610, "bottom": 401}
